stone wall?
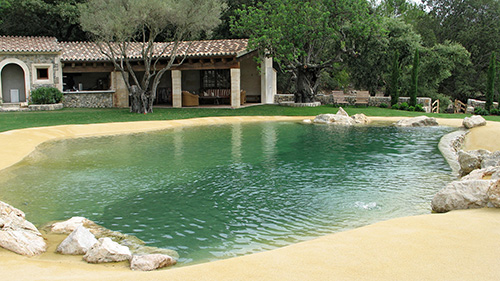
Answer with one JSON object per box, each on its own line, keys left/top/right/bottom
{"left": 276, "top": 93, "right": 431, "bottom": 111}
{"left": 467, "top": 99, "right": 498, "bottom": 110}
{"left": 63, "top": 91, "right": 114, "bottom": 108}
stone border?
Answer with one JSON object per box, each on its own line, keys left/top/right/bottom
{"left": 438, "top": 129, "right": 469, "bottom": 175}
{"left": 0, "top": 103, "right": 63, "bottom": 112}
{"left": 279, "top": 101, "right": 322, "bottom": 107}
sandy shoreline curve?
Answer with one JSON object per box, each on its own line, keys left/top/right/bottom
{"left": 1, "top": 116, "right": 500, "bottom": 280}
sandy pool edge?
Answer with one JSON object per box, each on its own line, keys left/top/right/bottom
{"left": 1, "top": 115, "right": 500, "bottom": 280}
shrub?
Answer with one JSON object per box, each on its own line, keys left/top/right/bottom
{"left": 30, "top": 87, "right": 63, "bottom": 104}
{"left": 415, "top": 104, "right": 425, "bottom": 112}
{"left": 399, "top": 102, "right": 409, "bottom": 111}
{"left": 408, "top": 106, "right": 415, "bottom": 111}
{"left": 379, "top": 103, "right": 388, "bottom": 108}
{"left": 391, "top": 104, "right": 400, "bottom": 110}
{"left": 489, "top": 108, "right": 499, "bottom": 115}
{"left": 474, "top": 107, "right": 489, "bottom": 116}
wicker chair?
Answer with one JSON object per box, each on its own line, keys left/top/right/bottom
{"left": 182, "top": 91, "right": 199, "bottom": 107}
{"left": 240, "top": 90, "right": 246, "bottom": 105}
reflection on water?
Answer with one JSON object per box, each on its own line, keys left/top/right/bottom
{"left": 0, "top": 122, "right": 455, "bottom": 265}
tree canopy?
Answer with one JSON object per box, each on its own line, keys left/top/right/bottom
{"left": 232, "top": 0, "right": 372, "bottom": 102}
{"left": 79, "top": 0, "right": 224, "bottom": 113}
{"left": 0, "top": 0, "right": 87, "bottom": 41}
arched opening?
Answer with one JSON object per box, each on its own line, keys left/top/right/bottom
{"left": 1, "top": 63, "right": 26, "bottom": 103}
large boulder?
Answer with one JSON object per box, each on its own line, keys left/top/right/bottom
{"left": 49, "top": 216, "right": 94, "bottom": 234}
{"left": 482, "top": 151, "right": 500, "bottom": 169}
{"left": 130, "top": 254, "right": 177, "bottom": 271}
{"left": 56, "top": 225, "right": 98, "bottom": 255}
{"left": 431, "top": 179, "right": 496, "bottom": 213}
{"left": 462, "top": 166, "right": 500, "bottom": 181}
{"left": 0, "top": 201, "right": 46, "bottom": 256}
{"left": 394, "top": 116, "right": 438, "bottom": 127}
{"left": 313, "top": 114, "right": 355, "bottom": 126}
{"left": 458, "top": 149, "right": 491, "bottom": 177}
{"left": 351, "top": 113, "right": 371, "bottom": 124}
{"left": 463, "top": 115, "right": 486, "bottom": 129}
{"left": 83, "top": 237, "right": 132, "bottom": 263}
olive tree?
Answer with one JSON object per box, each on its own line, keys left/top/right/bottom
{"left": 79, "top": 0, "right": 224, "bottom": 113}
{"left": 232, "top": 0, "right": 371, "bottom": 103}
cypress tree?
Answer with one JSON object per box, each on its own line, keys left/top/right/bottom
{"left": 390, "top": 51, "right": 400, "bottom": 106}
{"left": 410, "top": 48, "right": 419, "bottom": 107}
{"left": 486, "top": 52, "right": 496, "bottom": 112}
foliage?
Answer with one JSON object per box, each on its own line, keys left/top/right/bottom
{"left": 474, "top": 107, "right": 489, "bottom": 116}
{"left": 391, "top": 103, "right": 400, "bottom": 110}
{"left": 389, "top": 51, "right": 400, "bottom": 106}
{"left": 409, "top": 48, "right": 419, "bottom": 106}
{"left": 424, "top": 0, "right": 500, "bottom": 98}
{"left": 490, "top": 108, "right": 499, "bottom": 115}
{"left": 417, "top": 41, "right": 471, "bottom": 98}
{"left": 0, "top": 0, "right": 87, "bottom": 41}
{"left": 486, "top": 52, "right": 496, "bottom": 111}
{"left": 30, "top": 87, "right": 63, "bottom": 104}
{"left": 79, "top": 0, "right": 224, "bottom": 114}
{"left": 379, "top": 103, "right": 388, "bottom": 108}
{"left": 232, "top": 0, "right": 372, "bottom": 103}
{"left": 399, "top": 102, "right": 409, "bottom": 111}
{"left": 414, "top": 104, "right": 424, "bottom": 112}
{"left": 348, "top": 17, "right": 420, "bottom": 96}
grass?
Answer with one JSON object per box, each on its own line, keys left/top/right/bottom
{"left": 1, "top": 104, "right": 499, "bottom": 133}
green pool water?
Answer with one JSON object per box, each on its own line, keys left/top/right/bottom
{"left": 0, "top": 122, "right": 455, "bottom": 264}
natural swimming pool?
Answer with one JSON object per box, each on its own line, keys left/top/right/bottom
{"left": 0, "top": 122, "right": 455, "bottom": 265}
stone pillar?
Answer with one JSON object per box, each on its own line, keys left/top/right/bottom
{"left": 260, "top": 57, "right": 276, "bottom": 104}
{"left": 231, "top": 68, "right": 241, "bottom": 108}
{"left": 172, "top": 70, "right": 182, "bottom": 108}
{"left": 111, "top": 71, "right": 129, "bottom": 108}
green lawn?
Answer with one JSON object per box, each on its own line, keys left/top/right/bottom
{"left": 1, "top": 104, "right": 498, "bottom": 133}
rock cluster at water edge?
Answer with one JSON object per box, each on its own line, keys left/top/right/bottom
{"left": 0, "top": 201, "right": 46, "bottom": 256}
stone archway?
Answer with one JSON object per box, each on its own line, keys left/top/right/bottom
{"left": 0, "top": 59, "right": 31, "bottom": 103}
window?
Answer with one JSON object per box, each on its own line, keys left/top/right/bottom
{"left": 201, "top": 70, "right": 230, "bottom": 89}
{"left": 37, "top": 68, "right": 49, "bottom": 80}
{"left": 32, "top": 64, "right": 54, "bottom": 84}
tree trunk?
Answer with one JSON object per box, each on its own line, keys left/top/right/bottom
{"left": 129, "top": 86, "right": 154, "bottom": 114}
{"left": 295, "top": 67, "right": 320, "bottom": 103}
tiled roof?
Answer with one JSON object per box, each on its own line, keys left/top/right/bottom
{"left": 0, "top": 36, "right": 61, "bottom": 52}
{"left": 60, "top": 39, "right": 249, "bottom": 61}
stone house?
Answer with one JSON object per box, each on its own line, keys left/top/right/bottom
{"left": 0, "top": 36, "right": 276, "bottom": 108}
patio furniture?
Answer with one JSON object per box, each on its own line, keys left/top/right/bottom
{"left": 332, "top": 91, "right": 347, "bottom": 105}
{"left": 182, "top": 91, "right": 199, "bottom": 107}
{"left": 355, "top": 91, "right": 370, "bottom": 106}
{"left": 240, "top": 90, "right": 246, "bottom": 105}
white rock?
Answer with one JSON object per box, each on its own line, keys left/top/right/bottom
{"left": 394, "top": 116, "right": 438, "bottom": 127}
{"left": 431, "top": 180, "right": 496, "bottom": 213}
{"left": 487, "top": 180, "right": 500, "bottom": 207}
{"left": 313, "top": 114, "right": 355, "bottom": 126}
{"left": 0, "top": 201, "right": 46, "bottom": 256}
{"left": 463, "top": 115, "right": 486, "bottom": 129}
{"left": 461, "top": 166, "right": 500, "bottom": 181}
{"left": 336, "top": 107, "right": 349, "bottom": 117}
{"left": 458, "top": 149, "right": 490, "bottom": 177}
{"left": 303, "top": 119, "right": 312, "bottom": 123}
{"left": 130, "top": 254, "right": 177, "bottom": 271}
{"left": 351, "top": 113, "right": 371, "bottom": 124}
{"left": 50, "top": 217, "right": 92, "bottom": 234}
{"left": 482, "top": 151, "right": 500, "bottom": 169}
{"left": 83, "top": 237, "right": 132, "bottom": 263}
{"left": 57, "top": 225, "right": 98, "bottom": 255}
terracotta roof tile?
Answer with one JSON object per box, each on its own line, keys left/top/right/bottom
{"left": 0, "top": 36, "right": 60, "bottom": 52}
{"left": 60, "top": 39, "right": 249, "bottom": 61}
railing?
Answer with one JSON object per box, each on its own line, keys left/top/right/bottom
{"left": 454, "top": 99, "right": 466, "bottom": 114}
{"left": 431, "top": 99, "right": 440, "bottom": 113}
